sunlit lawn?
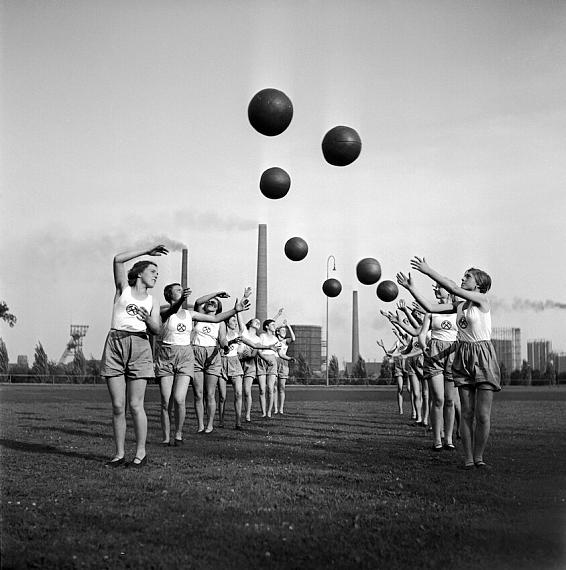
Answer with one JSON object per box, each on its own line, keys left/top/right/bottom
{"left": 1, "top": 385, "right": 565, "bottom": 569}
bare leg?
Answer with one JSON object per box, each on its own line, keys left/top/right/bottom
{"left": 473, "top": 388, "right": 494, "bottom": 464}
{"left": 396, "top": 374, "right": 405, "bottom": 414}
{"left": 106, "top": 376, "right": 127, "bottom": 459}
{"left": 232, "top": 376, "right": 243, "bottom": 427}
{"left": 159, "top": 375, "right": 173, "bottom": 444}
{"left": 257, "top": 374, "right": 266, "bottom": 417}
{"left": 409, "top": 374, "right": 422, "bottom": 423}
{"left": 453, "top": 388, "right": 462, "bottom": 439}
{"left": 128, "top": 379, "right": 148, "bottom": 461}
{"left": 204, "top": 373, "right": 219, "bottom": 432}
{"left": 420, "top": 376, "right": 430, "bottom": 426}
{"left": 278, "top": 377, "right": 287, "bottom": 413}
{"left": 217, "top": 377, "right": 227, "bottom": 427}
{"left": 243, "top": 376, "right": 253, "bottom": 421}
{"left": 458, "top": 386, "right": 476, "bottom": 466}
{"left": 192, "top": 371, "right": 205, "bottom": 432}
{"left": 172, "top": 375, "right": 190, "bottom": 441}
{"left": 428, "top": 375, "right": 444, "bottom": 447}
{"left": 266, "top": 374, "right": 277, "bottom": 417}
{"left": 443, "top": 379, "right": 456, "bottom": 446}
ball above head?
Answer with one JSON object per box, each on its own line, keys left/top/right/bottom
{"left": 284, "top": 237, "right": 308, "bottom": 261}
{"left": 259, "top": 167, "right": 291, "bottom": 199}
{"left": 321, "top": 126, "right": 362, "bottom": 166}
{"left": 322, "top": 278, "right": 342, "bottom": 298}
{"left": 248, "top": 88, "right": 293, "bottom": 136}
{"left": 376, "top": 280, "right": 399, "bottom": 302}
{"left": 356, "top": 258, "right": 382, "bottom": 285}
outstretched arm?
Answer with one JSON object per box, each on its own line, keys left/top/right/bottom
{"left": 410, "top": 256, "right": 488, "bottom": 310}
{"left": 283, "top": 319, "right": 296, "bottom": 343}
{"left": 380, "top": 309, "right": 420, "bottom": 336}
{"left": 191, "top": 298, "right": 250, "bottom": 323}
{"left": 397, "top": 272, "right": 456, "bottom": 314}
{"left": 113, "top": 244, "right": 169, "bottom": 294}
{"left": 417, "top": 313, "right": 432, "bottom": 351}
{"left": 194, "top": 290, "right": 230, "bottom": 313}
{"left": 161, "top": 288, "right": 191, "bottom": 321}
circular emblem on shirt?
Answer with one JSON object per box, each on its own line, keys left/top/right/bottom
{"left": 441, "top": 320, "right": 453, "bottom": 330}
{"left": 458, "top": 316, "right": 468, "bottom": 329}
{"left": 126, "top": 304, "right": 139, "bottom": 316}
{"left": 202, "top": 326, "right": 211, "bottom": 334}
{"left": 177, "top": 323, "right": 187, "bottom": 332}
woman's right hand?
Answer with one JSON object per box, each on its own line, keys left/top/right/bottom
{"left": 147, "top": 245, "right": 169, "bottom": 256}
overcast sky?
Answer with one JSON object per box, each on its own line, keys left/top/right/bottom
{"left": 2, "top": 0, "right": 565, "bottom": 367}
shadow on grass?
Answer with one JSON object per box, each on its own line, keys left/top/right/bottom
{"left": 0, "top": 438, "right": 107, "bottom": 462}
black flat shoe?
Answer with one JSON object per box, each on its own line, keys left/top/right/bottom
{"left": 173, "top": 439, "right": 183, "bottom": 447}
{"left": 128, "top": 456, "right": 147, "bottom": 468}
{"left": 234, "top": 425, "right": 242, "bottom": 431}
{"left": 105, "top": 457, "right": 125, "bottom": 468}
{"left": 432, "top": 444, "right": 443, "bottom": 452}
{"left": 443, "top": 443, "right": 456, "bottom": 451}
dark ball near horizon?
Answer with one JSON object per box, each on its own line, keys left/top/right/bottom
{"left": 376, "top": 280, "right": 399, "bottom": 302}
{"left": 284, "top": 237, "right": 308, "bottom": 262}
{"left": 322, "top": 278, "right": 342, "bottom": 298}
{"left": 260, "top": 167, "right": 291, "bottom": 199}
{"left": 322, "top": 126, "right": 362, "bottom": 166}
{"left": 356, "top": 257, "right": 382, "bottom": 285}
{"left": 248, "top": 88, "right": 293, "bottom": 136}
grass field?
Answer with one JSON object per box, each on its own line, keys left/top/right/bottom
{"left": 1, "top": 385, "right": 565, "bottom": 569}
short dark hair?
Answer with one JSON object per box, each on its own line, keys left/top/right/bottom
{"left": 164, "top": 283, "right": 181, "bottom": 303}
{"left": 127, "top": 261, "right": 157, "bottom": 286}
{"left": 263, "top": 319, "right": 275, "bottom": 331}
{"left": 467, "top": 268, "right": 492, "bottom": 294}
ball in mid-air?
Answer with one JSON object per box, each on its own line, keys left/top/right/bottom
{"left": 322, "top": 278, "right": 342, "bottom": 298}
{"left": 284, "top": 237, "right": 308, "bottom": 261}
{"left": 356, "top": 258, "right": 382, "bottom": 285}
{"left": 259, "top": 167, "right": 291, "bottom": 199}
{"left": 376, "top": 280, "right": 399, "bottom": 302}
{"left": 321, "top": 126, "right": 362, "bottom": 166}
{"left": 248, "top": 88, "right": 293, "bottom": 136}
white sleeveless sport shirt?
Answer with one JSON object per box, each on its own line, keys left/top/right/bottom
{"left": 111, "top": 286, "right": 153, "bottom": 333}
{"left": 192, "top": 321, "right": 220, "bottom": 347}
{"left": 161, "top": 309, "right": 193, "bottom": 346}
{"left": 456, "top": 303, "right": 491, "bottom": 342}
{"left": 430, "top": 314, "right": 458, "bottom": 342}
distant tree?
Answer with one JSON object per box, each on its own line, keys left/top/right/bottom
{"left": 296, "top": 353, "right": 311, "bottom": 382}
{"left": 499, "top": 362, "right": 509, "bottom": 385}
{"left": 379, "top": 357, "right": 392, "bottom": 381}
{"left": 71, "top": 350, "right": 87, "bottom": 381}
{"left": 31, "top": 342, "right": 53, "bottom": 379}
{"left": 520, "top": 360, "right": 532, "bottom": 385}
{"left": 352, "top": 356, "right": 367, "bottom": 384}
{"left": 544, "top": 360, "right": 557, "bottom": 385}
{"left": 0, "top": 302, "right": 17, "bottom": 327}
{"left": 0, "top": 338, "right": 8, "bottom": 374}
{"left": 328, "top": 355, "right": 340, "bottom": 384}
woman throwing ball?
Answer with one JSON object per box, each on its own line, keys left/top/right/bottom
{"left": 101, "top": 243, "right": 168, "bottom": 468}
{"left": 397, "top": 258, "right": 501, "bottom": 469}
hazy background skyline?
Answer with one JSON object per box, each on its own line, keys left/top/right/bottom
{"left": 2, "top": 0, "right": 565, "bottom": 367}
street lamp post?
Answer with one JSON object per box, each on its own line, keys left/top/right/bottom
{"left": 326, "top": 255, "right": 336, "bottom": 387}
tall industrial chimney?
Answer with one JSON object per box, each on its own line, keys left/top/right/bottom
{"left": 181, "top": 248, "right": 188, "bottom": 308}
{"left": 256, "top": 224, "right": 268, "bottom": 324}
{"left": 352, "top": 290, "right": 360, "bottom": 364}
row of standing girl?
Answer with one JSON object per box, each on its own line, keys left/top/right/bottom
{"left": 379, "top": 257, "right": 501, "bottom": 469}
{"left": 101, "top": 245, "right": 294, "bottom": 468}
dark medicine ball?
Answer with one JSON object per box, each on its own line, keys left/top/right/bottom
{"left": 356, "top": 257, "right": 382, "bottom": 285}
{"left": 248, "top": 88, "right": 293, "bottom": 136}
{"left": 322, "top": 278, "right": 342, "bottom": 298}
{"left": 376, "top": 280, "right": 399, "bottom": 302}
{"left": 259, "top": 167, "right": 291, "bottom": 199}
{"left": 322, "top": 125, "right": 362, "bottom": 166}
{"left": 284, "top": 237, "right": 308, "bottom": 261}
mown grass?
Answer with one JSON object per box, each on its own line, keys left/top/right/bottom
{"left": 1, "top": 385, "right": 565, "bottom": 569}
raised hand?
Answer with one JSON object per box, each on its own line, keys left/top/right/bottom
{"left": 409, "top": 256, "right": 430, "bottom": 274}
{"left": 147, "top": 245, "right": 169, "bottom": 256}
{"left": 217, "top": 291, "right": 230, "bottom": 299}
{"left": 235, "top": 298, "right": 251, "bottom": 312}
{"left": 243, "top": 287, "right": 252, "bottom": 299}
{"left": 397, "top": 299, "right": 407, "bottom": 312}
{"left": 411, "top": 301, "right": 425, "bottom": 314}
{"left": 182, "top": 288, "right": 192, "bottom": 300}
{"left": 396, "top": 272, "right": 412, "bottom": 289}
